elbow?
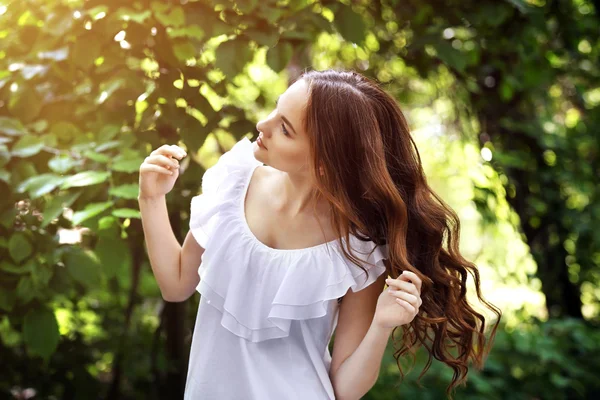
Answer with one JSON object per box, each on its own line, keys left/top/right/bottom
{"left": 161, "top": 288, "right": 191, "bottom": 303}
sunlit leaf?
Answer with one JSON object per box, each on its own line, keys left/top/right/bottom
{"left": 167, "top": 25, "right": 205, "bottom": 41}
{"left": 16, "top": 173, "right": 65, "bottom": 198}
{"left": 11, "top": 135, "right": 44, "bottom": 158}
{"left": 0, "top": 117, "right": 28, "bottom": 136}
{"left": 61, "top": 171, "right": 111, "bottom": 189}
{"left": 111, "top": 157, "right": 144, "bottom": 173}
{"left": 116, "top": 8, "right": 151, "bottom": 24}
{"left": 112, "top": 208, "right": 141, "bottom": 219}
{"left": 109, "top": 183, "right": 140, "bottom": 199}
{"left": 173, "top": 40, "right": 197, "bottom": 62}
{"left": 152, "top": 3, "right": 185, "bottom": 27}
{"left": 37, "top": 47, "right": 69, "bottom": 61}
{"left": 71, "top": 201, "right": 113, "bottom": 225}
{"left": 41, "top": 191, "right": 81, "bottom": 228}
{"left": 45, "top": 12, "right": 73, "bottom": 36}
{"left": 48, "top": 154, "right": 81, "bottom": 174}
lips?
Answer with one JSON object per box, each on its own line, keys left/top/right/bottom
{"left": 257, "top": 136, "right": 268, "bottom": 150}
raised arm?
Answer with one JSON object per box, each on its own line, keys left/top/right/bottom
{"left": 138, "top": 144, "right": 204, "bottom": 302}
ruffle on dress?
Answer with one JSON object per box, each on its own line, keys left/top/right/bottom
{"left": 189, "top": 137, "right": 388, "bottom": 343}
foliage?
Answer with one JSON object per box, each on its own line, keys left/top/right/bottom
{"left": 0, "top": 0, "right": 599, "bottom": 398}
{"left": 369, "top": 317, "right": 600, "bottom": 400}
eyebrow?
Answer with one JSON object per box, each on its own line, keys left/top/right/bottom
{"left": 276, "top": 96, "right": 298, "bottom": 136}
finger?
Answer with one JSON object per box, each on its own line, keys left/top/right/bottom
{"left": 399, "top": 271, "right": 422, "bottom": 294}
{"left": 151, "top": 145, "right": 186, "bottom": 159}
{"left": 146, "top": 155, "right": 180, "bottom": 169}
{"left": 386, "top": 279, "right": 419, "bottom": 297}
{"left": 389, "top": 290, "right": 419, "bottom": 309}
{"left": 395, "top": 298, "right": 416, "bottom": 314}
{"left": 140, "top": 164, "right": 173, "bottom": 175}
{"left": 169, "top": 144, "right": 187, "bottom": 157}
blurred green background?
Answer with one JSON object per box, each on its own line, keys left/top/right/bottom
{"left": 0, "top": 0, "right": 599, "bottom": 399}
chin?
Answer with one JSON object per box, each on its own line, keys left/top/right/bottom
{"left": 252, "top": 144, "right": 265, "bottom": 162}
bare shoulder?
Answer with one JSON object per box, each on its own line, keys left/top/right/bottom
{"left": 249, "top": 165, "right": 280, "bottom": 190}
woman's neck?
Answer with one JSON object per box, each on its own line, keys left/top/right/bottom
{"left": 277, "top": 169, "right": 329, "bottom": 218}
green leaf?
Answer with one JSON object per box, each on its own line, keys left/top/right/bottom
{"left": 63, "top": 248, "right": 102, "bottom": 288}
{"left": 433, "top": 41, "right": 467, "bottom": 72}
{"left": 21, "top": 64, "right": 49, "bottom": 80}
{"left": 50, "top": 121, "right": 82, "bottom": 143}
{"left": 23, "top": 308, "right": 60, "bottom": 360}
{"left": 9, "top": 233, "right": 33, "bottom": 264}
{"left": 95, "top": 237, "right": 129, "bottom": 278}
{"left": 112, "top": 208, "right": 141, "bottom": 219}
{"left": 41, "top": 191, "right": 81, "bottom": 228}
{"left": 71, "top": 36, "right": 102, "bottom": 70}
{"left": 504, "top": 0, "right": 529, "bottom": 13}
{"left": 0, "top": 117, "right": 28, "bottom": 136}
{"left": 267, "top": 42, "right": 294, "bottom": 72}
{"left": 116, "top": 8, "right": 152, "bottom": 24}
{"left": 245, "top": 28, "right": 279, "bottom": 48}
{"left": 167, "top": 25, "right": 205, "bottom": 41}
{"left": 16, "top": 276, "right": 36, "bottom": 303}
{"left": 109, "top": 183, "right": 140, "bottom": 199}
{"left": 11, "top": 135, "right": 45, "bottom": 158}
{"left": 0, "top": 290, "right": 16, "bottom": 311}
{"left": 173, "top": 40, "right": 197, "bottom": 62}
{"left": 0, "top": 144, "right": 11, "bottom": 168}
{"left": 9, "top": 87, "right": 43, "bottom": 123}
{"left": 111, "top": 157, "right": 144, "bottom": 173}
{"left": 152, "top": 3, "right": 185, "bottom": 27}
{"left": 37, "top": 47, "right": 69, "bottom": 61}
{"left": 16, "top": 174, "right": 65, "bottom": 199}
{"left": 72, "top": 201, "right": 113, "bottom": 225}
{"left": 61, "top": 171, "right": 111, "bottom": 189}
{"left": 0, "top": 260, "right": 34, "bottom": 274}
{"left": 98, "top": 216, "right": 118, "bottom": 231}
{"left": 0, "top": 170, "right": 9, "bottom": 184}
{"left": 215, "top": 39, "right": 253, "bottom": 79}
{"left": 45, "top": 11, "right": 73, "bottom": 36}
{"left": 31, "top": 263, "right": 53, "bottom": 287}
{"left": 48, "top": 154, "right": 81, "bottom": 174}
{"left": 334, "top": 5, "right": 366, "bottom": 44}
{"left": 236, "top": 0, "right": 259, "bottom": 13}
{"left": 83, "top": 150, "right": 110, "bottom": 163}
{"left": 95, "top": 141, "right": 121, "bottom": 152}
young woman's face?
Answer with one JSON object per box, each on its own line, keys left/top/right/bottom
{"left": 253, "top": 79, "right": 311, "bottom": 175}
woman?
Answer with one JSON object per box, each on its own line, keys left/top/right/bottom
{"left": 138, "top": 69, "right": 501, "bottom": 399}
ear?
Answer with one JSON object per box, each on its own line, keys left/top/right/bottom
{"left": 319, "top": 165, "right": 324, "bottom": 176}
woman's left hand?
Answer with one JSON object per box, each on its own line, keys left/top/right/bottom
{"left": 373, "top": 271, "right": 422, "bottom": 330}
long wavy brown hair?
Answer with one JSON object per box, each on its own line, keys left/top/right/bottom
{"left": 300, "top": 69, "right": 501, "bottom": 397}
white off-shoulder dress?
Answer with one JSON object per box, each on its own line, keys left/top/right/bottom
{"left": 184, "top": 137, "right": 388, "bottom": 400}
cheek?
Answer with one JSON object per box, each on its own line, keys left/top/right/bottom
{"left": 270, "top": 141, "right": 310, "bottom": 171}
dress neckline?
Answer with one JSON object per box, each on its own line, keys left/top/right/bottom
{"left": 238, "top": 163, "right": 339, "bottom": 254}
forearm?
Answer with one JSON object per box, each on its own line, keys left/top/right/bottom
{"left": 331, "top": 322, "right": 394, "bottom": 400}
{"left": 138, "top": 195, "right": 183, "bottom": 299}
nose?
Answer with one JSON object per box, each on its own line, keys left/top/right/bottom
{"left": 256, "top": 117, "right": 270, "bottom": 138}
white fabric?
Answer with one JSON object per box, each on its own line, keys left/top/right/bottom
{"left": 184, "top": 137, "right": 388, "bottom": 400}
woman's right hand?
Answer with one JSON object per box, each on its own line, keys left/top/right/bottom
{"left": 138, "top": 144, "right": 187, "bottom": 199}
